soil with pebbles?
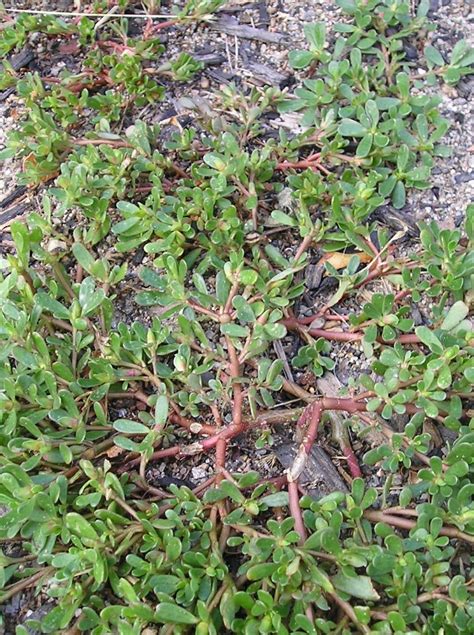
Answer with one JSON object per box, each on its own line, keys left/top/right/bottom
{"left": 0, "top": 1, "right": 472, "bottom": 632}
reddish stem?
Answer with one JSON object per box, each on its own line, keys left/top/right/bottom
{"left": 276, "top": 153, "right": 321, "bottom": 171}
{"left": 200, "top": 423, "right": 243, "bottom": 450}
{"left": 108, "top": 390, "right": 150, "bottom": 405}
{"left": 215, "top": 438, "right": 227, "bottom": 490}
{"left": 291, "top": 313, "right": 348, "bottom": 325}
{"left": 364, "top": 511, "right": 474, "bottom": 545}
{"left": 73, "top": 138, "right": 132, "bottom": 148}
{"left": 227, "top": 337, "right": 244, "bottom": 429}
{"left": 287, "top": 480, "right": 307, "bottom": 544}
{"left": 140, "top": 446, "right": 180, "bottom": 462}
{"left": 341, "top": 444, "right": 362, "bottom": 478}
{"left": 188, "top": 300, "right": 221, "bottom": 321}
{"left": 320, "top": 397, "right": 367, "bottom": 414}
{"left": 282, "top": 319, "right": 421, "bottom": 345}
{"left": 293, "top": 231, "right": 315, "bottom": 263}
{"left": 169, "top": 412, "right": 216, "bottom": 436}
{"left": 301, "top": 402, "right": 323, "bottom": 454}
{"left": 153, "top": 19, "right": 178, "bottom": 31}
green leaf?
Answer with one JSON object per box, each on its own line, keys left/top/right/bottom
{"left": 304, "top": 22, "right": 326, "bottom": 50}
{"left": 41, "top": 604, "right": 77, "bottom": 632}
{"left": 204, "top": 152, "right": 226, "bottom": 171}
{"left": 220, "top": 480, "right": 245, "bottom": 504}
{"left": 155, "top": 394, "right": 168, "bottom": 427}
{"left": 264, "top": 323, "right": 286, "bottom": 339}
{"left": 0, "top": 148, "right": 15, "bottom": 161}
{"left": 266, "top": 359, "right": 283, "bottom": 384}
{"left": 151, "top": 575, "right": 181, "bottom": 595}
{"left": 271, "top": 209, "right": 298, "bottom": 227}
{"left": 36, "top": 292, "right": 70, "bottom": 320}
{"left": 116, "top": 201, "right": 139, "bottom": 214}
{"left": 220, "top": 323, "right": 249, "bottom": 338}
{"left": 114, "top": 436, "right": 142, "bottom": 452}
{"left": 265, "top": 245, "right": 288, "bottom": 268}
{"left": 166, "top": 536, "right": 182, "bottom": 561}
{"left": 113, "top": 419, "right": 150, "bottom": 434}
{"left": 247, "top": 562, "right": 279, "bottom": 580}
{"left": 356, "top": 134, "right": 373, "bottom": 157}
{"left": 72, "top": 243, "right": 95, "bottom": 273}
{"left": 215, "top": 271, "right": 230, "bottom": 305}
{"left": 464, "top": 367, "right": 474, "bottom": 383}
{"left": 155, "top": 603, "right": 199, "bottom": 625}
{"left": 112, "top": 218, "right": 140, "bottom": 235}
{"left": 309, "top": 565, "right": 334, "bottom": 592}
{"left": 260, "top": 492, "right": 289, "bottom": 507}
{"left": 232, "top": 296, "right": 255, "bottom": 323}
{"left": 397, "top": 144, "right": 410, "bottom": 171}
{"left": 425, "top": 45, "right": 445, "bottom": 66}
{"left": 392, "top": 181, "right": 406, "bottom": 209}
{"left": 140, "top": 267, "right": 165, "bottom": 289}
{"left": 415, "top": 326, "right": 443, "bottom": 354}
{"left": 240, "top": 269, "right": 258, "bottom": 286}
{"left": 365, "top": 99, "right": 379, "bottom": 126}
{"left": 338, "top": 119, "right": 366, "bottom": 137}
{"left": 65, "top": 513, "right": 99, "bottom": 542}
{"left": 437, "top": 364, "right": 452, "bottom": 389}
{"left": 450, "top": 39, "right": 470, "bottom": 65}
{"left": 332, "top": 572, "right": 380, "bottom": 600}
{"left": 388, "top": 611, "right": 406, "bottom": 631}
{"left": 203, "top": 488, "right": 227, "bottom": 503}
{"left": 289, "top": 50, "right": 314, "bottom": 69}
{"left": 441, "top": 301, "right": 469, "bottom": 331}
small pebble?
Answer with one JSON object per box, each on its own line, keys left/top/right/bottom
{"left": 191, "top": 466, "right": 208, "bottom": 480}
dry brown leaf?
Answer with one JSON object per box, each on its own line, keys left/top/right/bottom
{"left": 318, "top": 251, "right": 372, "bottom": 271}
{"left": 59, "top": 41, "right": 80, "bottom": 55}
{"left": 105, "top": 445, "right": 125, "bottom": 459}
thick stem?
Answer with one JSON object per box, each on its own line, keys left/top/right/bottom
{"left": 293, "top": 231, "right": 315, "bottom": 263}
{"left": 341, "top": 444, "right": 362, "bottom": 478}
{"left": 152, "top": 19, "right": 178, "bottom": 31}
{"left": 276, "top": 152, "right": 321, "bottom": 171}
{"left": 364, "top": 511, "right": 474, "bottom": 545}
{"left": 169, "top": 412, "right": 216, "bottom": 435}
{"left": 287, "top": 480, "right": 307, "bottom": 544}
{"left": 188, "top": 300, "right": 221, "bottom": 321}
{"left": 206, "top": 582, "right": 230, "bottom": 613}
{"left": 0, "top": 567, "right": 53, "bottom": 603}
{"left": 215, "top": 438, "right": 227, "bottom": 486}
{"left": 288, "top": 402, "right": 322, "bottom": 483}
{"left": 226, "top": 336, "right": 244, "bottom": 430}
{"left": 51, "top": 261, "right": 75, "bottom": 300}
{"left": 282, "top": 320, "right": 421, "bottom": 345}
{"left": 301, "top": 402, "right": 323, "bottom": 454}
{"left": 329, "top": 592, "right": 370, "bottom": 634}
{"left": 50, "top": 317, "right": 73, "bottom": 332}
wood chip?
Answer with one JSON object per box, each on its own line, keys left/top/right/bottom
{"left": 242, "top": 60, "right": 290, "bottom": 87}
{"left": 211, "top": 16, "right": 289, "bottom": 45}
{"left": 371, "top": 206, "right": 418, "bottom": 236}
{"left": 0, "top": 202, "right": 30, "bottom": 231}
{"left": 9, "top": 47, "right": 35, "bottom": 72}
{"left": 275, "top": 443, "right": 348, "bottom": 498}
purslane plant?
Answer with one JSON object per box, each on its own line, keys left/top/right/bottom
{"left": 0, "top": 1, "right": 473, "bottom": 633}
